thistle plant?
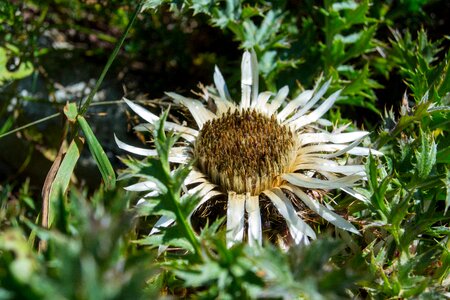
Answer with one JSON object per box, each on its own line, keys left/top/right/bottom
{"left": 116, "top": 50, "right": 381, "bottom": 248}
{"left": 1, "top": 0, "right": 450, "bottom": 299}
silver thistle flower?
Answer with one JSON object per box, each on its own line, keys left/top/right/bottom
{"left": 116, "top": 51, "right": 381, "bottom": 248}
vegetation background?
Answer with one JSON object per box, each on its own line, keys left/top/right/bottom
{"left": 1, "top": 0, "right": 449, "bottom": 298}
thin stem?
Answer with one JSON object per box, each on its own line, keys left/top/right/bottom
{"left": 0, "top": 113, "right": 60, "bottom": 139}
{"left": 168, "top": 188, "right": 203, "bottom": 261}
{"left": 79, "top": 0, "right": 144, "bottom": 116}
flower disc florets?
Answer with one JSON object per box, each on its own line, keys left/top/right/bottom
{"left": 194, "top": 108, "right": 297, "bottom": 195}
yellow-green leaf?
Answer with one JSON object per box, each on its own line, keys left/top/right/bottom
{"left": 48, "top": 137, "right": 83, "bottom": 226}
{"left": 0, "top": 46, "right": 33, "bottom": 84}
{"left": 63, "top": 102, "right": 78, "bottom": 123}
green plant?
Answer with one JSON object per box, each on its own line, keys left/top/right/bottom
{"left": 1, "top": 0, "right": 449, "bottom": 298}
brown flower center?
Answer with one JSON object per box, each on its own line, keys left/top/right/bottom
{"left": 194, "top": 109, "right": 297, "bottom": 195}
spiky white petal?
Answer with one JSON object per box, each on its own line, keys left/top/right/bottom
{"left": 150, "top": 216, "right": 174, "bottom": 256}
{"left": 297, "top": 142, "right": 382, "bottom": 158}
{"left": 246, "top": 194, "right": 262, "bottom": 246}
{"left": 266, "top": 85, "right": 289, "bottom": 114}
{"left": 115, "top": 134, "right": 157, "bottom": 156}
{"left": 134, "top": 123, "right": 198, "bottom": 143}
{"left": 317, "top": 118, "right": 333, "bottom": 127}
{"left": 253, "top": 91, "right": 272, "bottom": 109}
{"left": 124, "top": 180, "right": 159, "bottom": 192}
{"left": 136, "top": 190, "right": 159, "bottom": 206}
{"left": 347, "top": 147, "right": 383, "bottom": 157}
{"left": 263, "top": 188, "right": 316, "bottom": 243}
{"left": 290, "top": 90, "right": 341, "bottom": 129}
{"left": 213, "top": 65, "right": 232, "bottom": 101}
{"left": 240, "top": 51, "right": 253, "bottom": 109}
{"left": 184, "top": 169, "right": 208, "bottom": 185}
{"left": 123, "top": 98, "right": 158, "bottom": 123}
{"left": 294, "top": 163, "right": 365, "bottom": 176}
{"left": 285, "top": 79, "right": 332, "bottom": 124}
{"left": 150, "top": 215, "right": 175, "bottom": 235}
{"left": 123, "top": 98, "right": 199, "bottom": 142}
{"left": 250, "top": 50, "right": 259, "bottom": 106}
{"left": 166, "top": 92, "right": 216, "bottom": 128}
{"left": 226, "top": 192, "right": 246, "bottom": 247}
{"left": 115, "top": 134, "right": 190, "bottom": 163}
{"left": 282, "top": 173, "right": 362, "bottom": 190}
{"left": 278, "top": 90, "right": 314, "bottom": 121}
{"left": 299, "top": 131, "right": 370, "bottom": 145}
{"left": 185, "top": 182, "right": 217, "bottom": 199}
{"left": 284, "top": 184, "right": 360, "bottom": 235}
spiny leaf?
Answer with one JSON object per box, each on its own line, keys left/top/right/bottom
{"left": 152, "top": 109, "right": 172, "bottom": 176}
{"left": 343, "top": 24, "right": 377, "bottom": 63}
{"left": 136, "top": 225, "right": 195, "bottom": 253}
{"left": 131, "top": 108, "right": 202, "bottom": 258}
{"left": 366, "top": 154, "right": 389, "bottom": 218}
{"left": 415, "top": 129, "right": 437, "bottom": 180}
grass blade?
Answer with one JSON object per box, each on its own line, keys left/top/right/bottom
{"left": 77, "top": 115, "right": 116, "bottom": 190}
{"left": 79, "top": 0, "right": 144, "bottom": 115}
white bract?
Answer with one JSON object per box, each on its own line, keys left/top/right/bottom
{"left": 116, "top": 51, "right": 381, "bottom": 248}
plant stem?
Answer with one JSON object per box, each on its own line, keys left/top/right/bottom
{"left": 168, "top": 188, "right": 203, "bottom": 261}
{"left": 0, "top": 113, "right": 60, "bottom": 139}
{"left": 79, "top": 0, "right": 144, "bottom": 116}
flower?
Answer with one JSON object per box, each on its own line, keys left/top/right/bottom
{"left": 116, "top": 51, "right": 381, "bottom": 248}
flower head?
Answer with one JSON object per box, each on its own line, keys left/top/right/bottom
{"left": 116, "top": 51, "right": 380, "bottom": 247}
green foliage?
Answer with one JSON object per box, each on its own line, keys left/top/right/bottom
{"left": 316, "top": 0, "right": 384, "bottom": 113}
{"left": 1, "top": 0, "right": 450, "bottom": 298}
{"left": 349, "top": 27, "right": 449, "bottom": 296}
{"left": 117, "top": 106, "right": 370, "bottom": 299}
{"left": 0, "top": 46, "right": 33, "bottom": 84}
{"left": 141, "top": 0, "right": 385, "bottom": 114}
{"left": 46, "top": 137, "right": 83, "bottom": 226}
{"left": 0, "top": 188, "right": 157, "bottom": 299}
{"left": 78, "top": 115, "right": 116, "bottom": 190}
{"left": 390, "top": 29, "right": 450, "bottom": 103}
{"left": 122, "top": 110, "right": 202, "bottom": 256}
{"left": 415, "top": 129, "right": 437, "bottom": 180}
{"left": 0, "top": 1, "right": 43, "bottom": 79}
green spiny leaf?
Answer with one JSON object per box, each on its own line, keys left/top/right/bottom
{"left": 137, "top": 225, "right": 195, "bottom": 253}
{"left": 415, "top": 129, "right": 437, "bottom": 180}
{"left": 366, "top": 154, "right": 389, "bottom": 218}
